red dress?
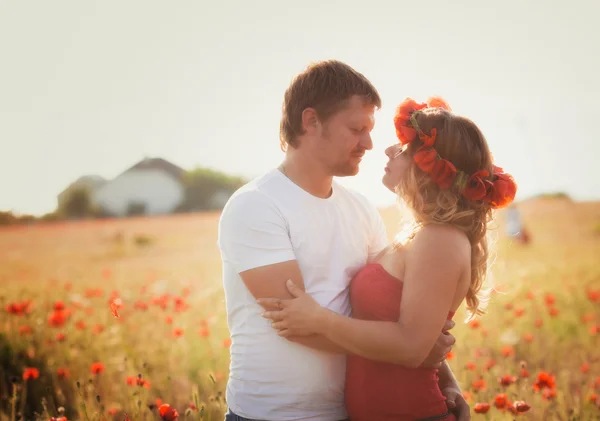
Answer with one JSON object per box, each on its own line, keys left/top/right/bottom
{"left": 345, "top": 263, "right": 457, "bottom": 421}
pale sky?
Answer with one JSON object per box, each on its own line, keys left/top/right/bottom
{"left": 1, "top": 0, "right": 599, "bottom": 215}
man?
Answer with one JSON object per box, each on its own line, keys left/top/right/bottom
{"left": 218, "top": 60, "right": 469, "bottom": 421}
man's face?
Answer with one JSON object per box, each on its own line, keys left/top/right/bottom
{"left": 309, "top": 96, "right": 375, "bottom": 177}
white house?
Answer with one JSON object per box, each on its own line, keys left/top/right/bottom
{"left": 93, "top": 158, "right": 185, "bottom": 216}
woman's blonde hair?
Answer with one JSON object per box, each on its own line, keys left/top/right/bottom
{"left": 395, "top": 108, "right": 495, "bottom": 320}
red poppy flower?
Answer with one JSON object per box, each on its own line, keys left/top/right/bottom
{"left": 393, "top": 98, "right": 427, "bottom": 145}
{"left": 413, "top": 146, "right": 438, "bottom": 173}
{"left": 19, "top": 325, "right": 33, "bottom": 335}
{"left": 494, "top": 393, "right": 508, "bottom": 409}
{"left": 499, "top": 375, "right": 517, "bottom": 387}
{"left": 431, "top": 159, "right": 457, "bottom": 189}
{"left": 468, "top": 319, "right": 480, "bottom": 329}
{"left": 501, "top": 345, "right": 515, "bottom": 357}
{"left": 136, "top": 377, "right": 151, "bottom": 389}
{"left": 396, "top": 125, "right": 417, "bottom": 147}
{"left": 486, "top": 171, "right": 517, "bottom": 208}
{"left": 418, "top": 128, "right": 437, "bottom": 147}
{"left": 472, "top": 378, "right": 487, "bottom": 391}
{"left": 158, "top": 403, "right": 179, "bottom": 421}
{"left": 542, "top": 388, "right": 557, "bottom": 400}
{"left": 23, "top": 367, "right": 39, "bottom": 381}
{"left": 134, "top": 301, "right": 148, "bottom": 311}
{"left": 427, "top": 97, "right": 452, "bottom": 111}
{"left": 90, "top": 362, "right": 105, "bottom": 375}
{"left": 533, "top": 371, "right": 556, "bottom": 391}
{"left": 57, "top": 367, "right": 70, "bottom": 379}
{"left": 465, "top": 361, "right": 476, "bottom": 371}
{"left": 484, "top": 359, "right": 496, "bottom": 371}
{"left": 48, "top": 310, "right": 69, "bottom": 328}
{"left": 582, "top": 312, "right": 595, "bottom": 323}
{"left": 109, "top": 298, "right": 122, "bottom": 319}
{"left": 513, "top": 401, "right": 531, "bottom": 413}
{"left": 473, "top": 403, "right": 490, "bottom": 414}
{"left": 462, "top": 170, "right": 490, "bottom": 200}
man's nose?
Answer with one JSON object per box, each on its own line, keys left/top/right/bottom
{"left": 360, "top": 133, "right": 373, "bottom": 150}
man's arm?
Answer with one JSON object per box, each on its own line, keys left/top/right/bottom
{"left": 438, "top": 360, "right": 460, "bottom": 391}
{"left": 241, "top": 262, "right": 346, "bottom": 354}
{"left": 219, "top": 191, "right": 345, "bottom": 354}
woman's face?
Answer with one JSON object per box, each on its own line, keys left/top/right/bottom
{"left": 382, "top": 143, "right": 411, "bottom": 192}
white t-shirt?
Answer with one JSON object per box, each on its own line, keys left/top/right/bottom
{"left": 217, "top": 168, "right": 388, "bottom": 421}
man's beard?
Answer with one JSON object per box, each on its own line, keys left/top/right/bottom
{"left": 332, "top": 152, "right": 363, "bottom": 177}
{"left": 321, "top": 129, "right": 363, "bottom": 177}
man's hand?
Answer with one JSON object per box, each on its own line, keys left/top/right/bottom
{"left": 421, "top": 319, "right": 455, "bottom": 368}
{"left": 442, "top": 386, "right": 471, "bottom": 421}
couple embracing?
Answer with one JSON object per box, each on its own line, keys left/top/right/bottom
{"left": 218, "top": 60, "right": 516, "bottom": 421}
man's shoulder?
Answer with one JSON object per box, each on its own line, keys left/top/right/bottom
{"left": 221, "top": 170, "right": 282, "bottom": 220}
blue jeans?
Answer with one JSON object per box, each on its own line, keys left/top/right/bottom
{"left": 224, "top": 410, "right": 257, "bottom": 421}
{"left": 224, "top": 410, "right": 349, "bottom": 421}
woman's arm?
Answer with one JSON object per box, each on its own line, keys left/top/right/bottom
{"left": 261, "top": 225, "right": 468, "bottom": 367}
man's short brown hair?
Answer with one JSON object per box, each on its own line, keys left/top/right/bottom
{"left": 279, "top": 60, "right": 382, "bottom": 151}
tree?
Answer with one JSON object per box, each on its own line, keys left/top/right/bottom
{"left": 177, "top": 167, "right": 246, "bottom": 212}
{"left": 60, "top": 186, "right": 93, "bottom": 219}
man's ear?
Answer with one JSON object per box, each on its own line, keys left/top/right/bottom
{"left": 301, "top": 108, "right": 320, "bottom": 135}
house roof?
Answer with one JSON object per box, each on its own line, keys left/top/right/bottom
{"left": 58, "top": 175, "right": 107, "bottom": 198}
{"left": 76, "top": 175, "right": 107, "bottom": 185}
{"left": 121, "top": 157, "right": 185, "bottom": 181}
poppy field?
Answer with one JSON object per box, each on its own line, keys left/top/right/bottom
{"left": 1, "top": 198, "right": 599, "bottom": 420}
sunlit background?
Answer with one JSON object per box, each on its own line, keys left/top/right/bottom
{"left": 1, "top": 0, "right": 599, "bottom": 216}
{"left": 1, "top": 2, "right": 600, "bottom": 421}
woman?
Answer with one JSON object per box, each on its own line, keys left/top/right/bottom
{"left": 259, "top": 97, "right": 517, "bottom": 421}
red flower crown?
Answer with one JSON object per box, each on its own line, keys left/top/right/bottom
{"left": 393, "top": 97, "right": 517, "bottom": 209}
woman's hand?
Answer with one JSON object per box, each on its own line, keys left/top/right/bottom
{"left": 257, "top": 280, "right": 327, "bottom": 337}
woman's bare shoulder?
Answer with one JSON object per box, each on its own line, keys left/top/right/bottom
{"left": 410, "top": 224, "right": 471, "bottom": 258}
